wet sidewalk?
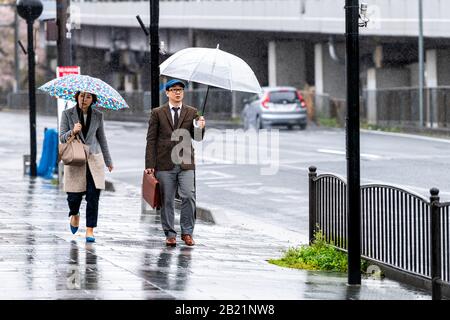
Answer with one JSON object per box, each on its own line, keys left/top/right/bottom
{"left": 0, "top": 110, "right": 431, "bottom": 300}
{"left": 0, "top": 164, "right": 431, "bottom": 300}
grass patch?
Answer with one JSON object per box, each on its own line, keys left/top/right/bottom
{"left": 230, "top": 116, "right": 242, "bottom": 124}
{"left": 317, "top": 117, "right": 341, "bottom": 128}
{"left": 360, "top": 121, "right": 401, "bottom": 133}
{"left": 269, "top": 231, "right": 369, "bottom": 273}
{"left": 317, "top": 117, "right": 403, "bottom": 133}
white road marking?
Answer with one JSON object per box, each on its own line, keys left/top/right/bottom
{"left": 317, "top": 148, "right": 384, "bottom": 160}
{"left": 111, "top": 168, "right": 143, "bottom": 174}
{"left": 0, "top": 147, "right": 12, "bottom": 153}
{"left": 204, "top": 180, "right": 244, "bottom": 185}
{"left": 279, "top": 165, "right": 311, "bottom": 171}
{"left": 316, "top": 149, "right": 345, "bottom": 156}
{"left": 225, "top": 187, "right": 263, "bottom": 195}
{"left": 197, "top": 156, "right": 234, "bottom": 164}
{"left": 195, "top": 170, "right": 235, "bottom": 181}
{"left": 206, "top": 183, "right": 263, "bottom": 188}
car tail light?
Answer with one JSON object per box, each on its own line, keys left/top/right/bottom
{"left": 261, "top": 93, "right": 270, "bottom": 109}
{"left": 297, "top": 91, "right": 307, "bottom": 109}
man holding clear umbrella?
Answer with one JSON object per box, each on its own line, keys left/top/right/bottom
{"left": 145, "top": 79, "right": 206, "bottom": 247}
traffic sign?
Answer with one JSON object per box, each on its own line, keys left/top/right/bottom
{"left": 56, "top": 65, "right": 80, "bottom": 184}
{"left": 56, "top": 66, "right": 80, "bottom": 78}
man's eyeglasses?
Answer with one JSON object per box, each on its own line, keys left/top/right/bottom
{"left": 168, "top": 88, "right": 184, "bottom": 93}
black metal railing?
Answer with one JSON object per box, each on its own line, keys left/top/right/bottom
{"left": 440, "top": 203, "right": 450, "bottom": 283}
{"left": 309, "top": 172, "right": 347, "bottom": 248}
{"left": 308, "top": 166, "right": 449, "bottom": 300}
{"left": 361, "top": 185, "right": 431, "bottom": 277}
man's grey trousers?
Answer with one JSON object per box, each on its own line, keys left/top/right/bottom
{"left": 156, "top": 165, "right": 196, "bottom": 239}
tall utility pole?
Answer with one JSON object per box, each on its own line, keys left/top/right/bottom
{"left": 418, "top": 0, "right": 424, "bottom": 128}
{"left": 14, "top": 9, "right": 20, "bottom": 92}
{"left": 57, "top": 0, "right": 71, "bottom": 66}
{"left": 56, "top": 0, "right": 73, "bottom": 186}
{"left": 150, "top": 0, "right": 160, "bottom": 109}
{"left": 17, "top": 0, "right": 43, "bottom": 177}
{"left": 345, "top": 0, "right": 361, "bottom": 285}
{"left": 0, "top": 2, "right": 20, "bottom": 91}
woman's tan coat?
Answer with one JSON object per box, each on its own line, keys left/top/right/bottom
{"left": 59, "top": 106, "right": 112, "bottom": 192}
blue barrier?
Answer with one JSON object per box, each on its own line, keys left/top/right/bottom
{"left": 37, "top": 128, "right": 58, "bottom": 179}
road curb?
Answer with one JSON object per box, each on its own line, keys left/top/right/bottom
{"left": 174, "top": 199, "right": 216, "bottom": 224}
{"left": 361, "top": 128, "right": 450, "bottom": 143}
{"left": 196, "top": 206, "right": 216, "bottom": 224}
{"left": 106, "top": 177, "right": 218, "bottom": 224}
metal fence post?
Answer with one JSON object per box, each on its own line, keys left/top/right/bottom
{"left": 430, "top": 187, "right": 442, "bottom": 300}
{"left": 309, "top": 166, "right": 317, "bottom": 245}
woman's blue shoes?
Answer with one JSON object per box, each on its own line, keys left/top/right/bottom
{"left": 70, "top": 224, "right": 79, "bottom": 234}
{"left": 69, "top": 213, "right": 80, "bottom": 234}
{"left": 69, "top": 213, "right": 95, "bottom": 242}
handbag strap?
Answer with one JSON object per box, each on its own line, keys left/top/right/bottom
{"left": 67, "top": 133, "right": 81, "bottom": 143}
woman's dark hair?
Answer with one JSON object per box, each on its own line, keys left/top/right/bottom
{"left": 74, "top": 91, "right": 98, "bottom": 107}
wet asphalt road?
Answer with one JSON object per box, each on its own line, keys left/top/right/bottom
{"left": 7, "top": 111, "right": 450, "bottom": 238}
{"left": 105, "top": 117, "right": 450, "bottom": 237}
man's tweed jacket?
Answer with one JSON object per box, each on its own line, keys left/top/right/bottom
{"left": 145, "top": 103, "right": 205, "bottom": 171}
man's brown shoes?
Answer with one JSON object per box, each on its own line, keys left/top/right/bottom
{"left": 181, "top": 234, "right": 195, "bottom": 246}
{"left": 166, "top": 235, "right": 195, "bottom": 246}
{"left": 165, "top": 237, "right": 176, "bottom": 247}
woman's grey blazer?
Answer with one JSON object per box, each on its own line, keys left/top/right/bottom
{"left": 59, "top": 106, "right": 112, "bottom": 167}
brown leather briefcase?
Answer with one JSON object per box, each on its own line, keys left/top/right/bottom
{"left": 142, "top": 170, "right": 161, "bottom": 209}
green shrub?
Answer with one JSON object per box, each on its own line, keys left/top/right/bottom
{"left": 269, "top": 230, "right": 368, "bottom": 273}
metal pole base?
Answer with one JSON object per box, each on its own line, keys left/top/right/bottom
{"left": 23, "top": 154, "right": 30, "bottom": 175}
{"left": 346, "top": 283, "right": 362, "bottom": 287}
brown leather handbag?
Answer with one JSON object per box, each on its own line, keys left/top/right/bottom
{"left": 58, "top": 134, "right": 88, "bottom": 166}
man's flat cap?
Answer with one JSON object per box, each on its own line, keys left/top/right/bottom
{"left": 165, "top": 79, "right": 186, "bottom": 90}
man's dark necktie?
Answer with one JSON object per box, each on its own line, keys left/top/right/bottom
{"left": 173, "top": 107, "right": 180, "bottom": 128}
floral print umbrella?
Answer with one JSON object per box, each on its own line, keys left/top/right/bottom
{"left": 38, "top": 74, "right": 129, "bottom": 110}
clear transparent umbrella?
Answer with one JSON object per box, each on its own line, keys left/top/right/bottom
{"left": 159, "top": 45, "right": 262, "bottom": 114}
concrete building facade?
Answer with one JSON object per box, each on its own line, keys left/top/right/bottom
{"left": 37, "top": 0, "right": 450, "bottom": 125}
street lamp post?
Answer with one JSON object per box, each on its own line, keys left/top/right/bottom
{"left": 418, "top": 0, "right": 424, "bottom": 128}
{"left": 138, "top": 1, "right": 160, "bottom": 108}
{"left": 57, "top": 0, "right": 71, "bottom": 66}
{"left": 345, "top": 0, "right": 362, "bottom": 285}
{"left": 14, "top": 9, "right": 20, "bottom": 92}
{"left": 150, "top": 0, "right": 160, "bottom": 109}
{"left": 16, "top": 0, "right": 43, "bottom": 177}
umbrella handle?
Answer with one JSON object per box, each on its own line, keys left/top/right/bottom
{"left": 201, "top": 85, "right": 210, "bottom": 116}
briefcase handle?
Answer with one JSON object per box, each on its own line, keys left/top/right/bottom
{"left": 145, "top": 169, "right": 157, "bottom": 177}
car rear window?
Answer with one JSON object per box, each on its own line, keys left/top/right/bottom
{"left": 269, "top": 91, "right": 299, "bottom": 103}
